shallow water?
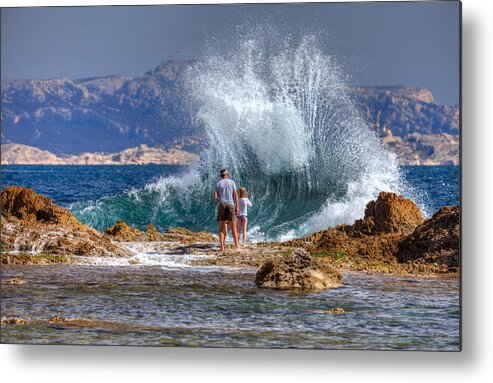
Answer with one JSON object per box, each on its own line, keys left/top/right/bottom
{"left": 1, "top": 258, "right": 460, "bottom": 350}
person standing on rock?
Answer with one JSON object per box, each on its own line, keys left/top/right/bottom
{"left": 214, "top": 168, "right": 240, "bottom": 252}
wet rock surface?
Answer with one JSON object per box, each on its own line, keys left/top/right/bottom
{"left": 1, "top": 186, "right": 127, "bottom": 261}
{"left": 255, "top": 248, "right": 343, "bottom": 290}
{"left": 1, "top": 317, "right": 29, "bottom": 325}
{"left": 104, "top": 221, "right": 217, "bottom": 244}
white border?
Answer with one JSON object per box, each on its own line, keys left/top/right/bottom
{"left": 2, "top": 0, "right": 492, "bottom": 382}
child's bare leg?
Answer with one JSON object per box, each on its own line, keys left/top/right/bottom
{"left": 238, "top": 219, "right": 243, "bottom": 242}
{"left": 242, "top": 218, "right": 248, "bottom": 246}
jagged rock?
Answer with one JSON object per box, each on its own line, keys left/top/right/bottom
{"left": 286, "top": 192, "right": 459, "bottom": 274}
{"left": 104, "top": 220, "right": 143, "bottom": 241}
{"left": 255, "top": 248, "right": 343, "bottom": 290}
{"left": 1, "top": 185, "right": 84, "bottom": 228}
{"left": 397, "top": 206, "right": 460, "bottom": 269}
{"left": 353, "top": 192, "right": 424, "bottom": 235}
{"left": 1, "top": 186, "right": 126, "bottom": 260}
{"left": 104, "top": 221, "right": 217, "bottom": 244}
{"left": 290, "top": 192, "right": 423, "bottom": 261}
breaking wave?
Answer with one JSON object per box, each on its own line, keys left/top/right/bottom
{"left": 71, "top": 33, "right": 405, "bottom": 241}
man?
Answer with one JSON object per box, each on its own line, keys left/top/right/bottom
{"left": 214, "top": 168, "right": 240, "bottom": 252}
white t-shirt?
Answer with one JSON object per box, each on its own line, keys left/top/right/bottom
{"left": 238, "top": 197, "right": 252, "bottom": 217}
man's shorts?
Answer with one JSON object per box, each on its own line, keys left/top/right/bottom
{"left": 217, "top": 203, "right": 236, "bottom": 222}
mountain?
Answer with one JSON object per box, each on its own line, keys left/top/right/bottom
{"left": 1, "top": 60, "right": 459, "bottom": 164}
{"left": 1, "top": 60, "right": 197, "bottom": 155}
{"left": 352, "top": 85, "right": 459, "bottom": 137}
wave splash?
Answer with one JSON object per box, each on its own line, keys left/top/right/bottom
{"left": 71, "top": 34, "right": 402, "bottom": 241}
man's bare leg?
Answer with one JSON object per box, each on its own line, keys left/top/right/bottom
{"left": 229, "top": 221, "right": 240, "bottom": 249}
{"left": 218, "top": 221, "right": 226, "bottom": 252}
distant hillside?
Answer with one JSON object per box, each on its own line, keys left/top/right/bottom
{"left": 1, "top": 60, "right": 459, "bottom": 165}
{"left": 352, "top": 85, "right": 459, "bottom": 137}
{"left": 1, "top": 60, "right": 197, "bottom": 155}
{"left": 1, "top": 143, "right": 198, "bottom": 165}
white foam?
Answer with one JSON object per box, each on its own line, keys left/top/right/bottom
{"left": 77, "top": 241, "right": 215, "bottom": 268}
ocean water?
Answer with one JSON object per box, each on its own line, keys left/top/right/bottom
{"left": 1, "top": 262, "right": 459, "bottom": 350}
{"left": 0, "top": 165, "right": 461, "bottom": 350}
{"left": 1, "top": 165, "right": 459, "bottom": 238}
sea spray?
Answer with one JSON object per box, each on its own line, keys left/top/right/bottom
{"left": 71, "top": 34, "right": 404, "bottom": 241}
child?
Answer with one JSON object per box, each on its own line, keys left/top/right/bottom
{"left": 238, "top": 187, "right": 252, "bottom": 247}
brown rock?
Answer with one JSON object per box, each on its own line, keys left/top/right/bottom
{"left": 164, "top": 227, "right": 217, "bottom": 244}
{"left": 4, "top": 278, "right": 26, "bottom": 285}
{"left": 285, "top": 192, "right": 459, "bottom": 275}
{"left": 1, "top": 317, "right": 28, "bottom": 325}
{"left": 325, "top": 307, "right": 346, "bottom": 314}
{"left": 48, "top": 315, "right": 68, "bottom": 324}
{"left": 289, "top": 192, "right": 423, "bottom": 263}
{"left": 104, "top": 221, "right": 217, "bottom": 244}
{"left": 1, "top": 186, "right": 83, "bottom": 228}
{"left": 353, "top": 192, "right": 424, "bottom": 235}
{"left": 104, "top": 220, "right": 142, "bottom": 241}
{"left": 1, "top": 186, "right": 127, "bottom": 260}
{"left": 255, "top": 248, "right": 343, "bottom": 290}
{"left": 397, "top": 206, "right": 460, "bottom": 270}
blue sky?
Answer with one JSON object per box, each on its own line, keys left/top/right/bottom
{"left": 1, "top": 2, "right": 460, "bottom": 104}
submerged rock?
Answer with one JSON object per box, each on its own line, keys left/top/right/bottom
{"left": 397, "top": 206, "right": 460, "bottom": 269}
{"left": 1, "top": 317, "right": 28, "bottom": 325}
{"left": 255, "top": 248, "right": 343, "bottom": 290}
{"left": 305, "top": 307, "right": 346, "bottom": 314}
{"left": 324, "top": 307, "right": 346, "bottom": 314}
{"left": 48, "top": 315, "right": 68, "bottom": 324}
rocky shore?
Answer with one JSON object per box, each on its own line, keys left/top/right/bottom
{"left": 1, "top": 186, "right": 460, "bottom": 281}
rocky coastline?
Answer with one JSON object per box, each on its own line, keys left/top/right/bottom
{"left": 1, "top": 143, "right": 198, "bottom": 165}
{"left": 1, "top": 186, "right": 460, "bottom": 283}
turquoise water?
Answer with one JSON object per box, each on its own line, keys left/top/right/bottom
{"left": 1, "top": 165, "right": 459, "bottom": 239}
